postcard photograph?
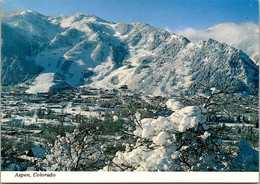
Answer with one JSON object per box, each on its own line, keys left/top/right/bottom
{"left": 0, "top": 0, "right": 259, "bottom": 183}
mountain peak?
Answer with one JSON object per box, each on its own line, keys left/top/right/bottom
{"left": 11, "top": 10, "right": 45, "bottom": 17}
{"left": 177, "top": 22, "right": 259, "bottom": 65}
{"left": 1, "top": 11, "right": 258, "bottom": 95}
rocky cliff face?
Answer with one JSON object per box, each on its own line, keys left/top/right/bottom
{"left": 1, "top": 11, "right": 258, "bottom": 95}
{"left": 1, "top": 23, "right": 43, "bottom": 85}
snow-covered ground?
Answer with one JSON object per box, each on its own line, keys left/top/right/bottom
{"left": 26, "top": 73, "right": 55, "bottom": 94}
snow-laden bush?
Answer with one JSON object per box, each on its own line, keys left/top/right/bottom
{"left": 33, "top": 89, "right": 258, "bottom": 171}
{"left": 102, "top": 105, "right": 234, "bottom": 171}
{"left": 166, "top": 99, "right": 184, "bottom": 112}
{"left": 36, "top": 128, "right": 104, "bottom": 171}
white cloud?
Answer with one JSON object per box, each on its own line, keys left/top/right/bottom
{"left": 178, "top": 27, "right": 197, "bottom": 34}
{"left": 165, "top": 27, "right": 197, "bottom": 34}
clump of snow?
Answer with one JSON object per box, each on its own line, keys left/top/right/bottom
{"left": 152, "top": 131, "right": 170, "bottom": 146}
{"left": 170, "top": 106, "right": 207, "bottom": 132}
{"left": 210, "top": 87, "right": 220, "bottom": 94}
{"left": 135, "top": 112, "right": 141, "bottom": 121}
{"left": 104, "top": 146, "right": 173, "bottom": 171}
{"left": 200, "top": 131, "right": 210, "bottom": 139}
{"left": 171, "top": 151, "right": 180, "bottom": 160}
{"left": 141, "top": 125, "right": 154, "bottom": 139}
{"left": 113, "top": 115, "right": 118, "bottom": 122}
{"left": 134, "top": 106, "right": 207, "bottom": 141}
{"left": 166, "top": 99, "right": 184, "bottom": 111}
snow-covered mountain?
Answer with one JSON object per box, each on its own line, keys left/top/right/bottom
{"left": 1, "top": 11, "right": 259, "bottom": 95}
{"left": 176, "top": 22, "right": 259, "bottom": 65}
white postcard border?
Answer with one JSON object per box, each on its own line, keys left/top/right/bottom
{"left": 1, "top": 171, "right": 259, "bottom": 183}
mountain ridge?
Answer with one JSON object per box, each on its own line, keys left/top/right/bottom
{"left": 175, "top": 22, "right": 259, "bottom": 65}
{"left": 1, "top": 10, "right": 259, "bottom": 95}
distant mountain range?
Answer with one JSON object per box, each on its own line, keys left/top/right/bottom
{"left": 176, "top": 22, "right": 259, "bottom": 65}
{"left": 1, "top": 11, "right": 259, "bottom": 95}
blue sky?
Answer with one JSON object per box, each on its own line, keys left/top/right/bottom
{"left": 1, "top": 0, "right": 259, "bottom": 31}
